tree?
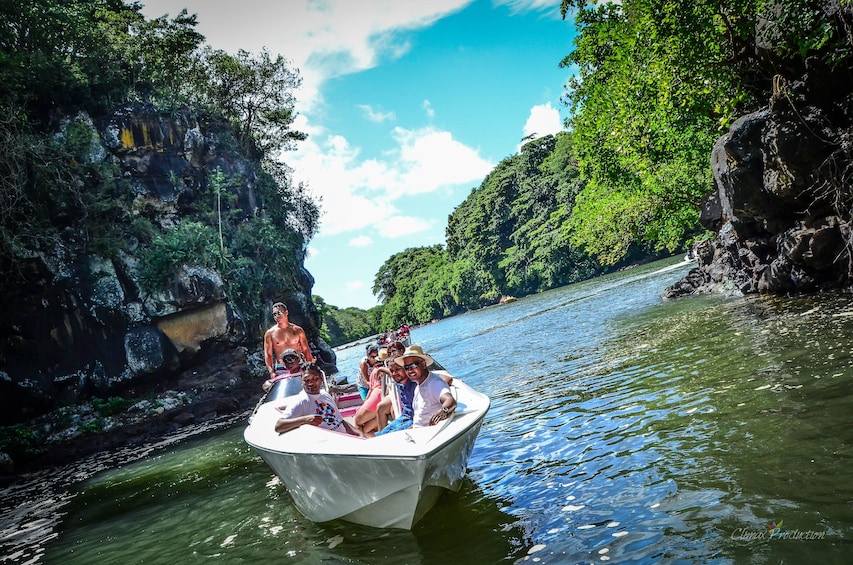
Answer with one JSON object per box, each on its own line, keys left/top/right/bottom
{"left": 195, "top": 48, "right": 307, "bottom": 157}
{"left": 373, "top": 246, "right": 451, "bottom": 326}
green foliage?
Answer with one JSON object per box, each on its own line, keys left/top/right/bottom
{"left": 0, "top": 424, "right": 43, "bottom": 458}
{"left": 372, "top": 245, "right": 453, "bottom": 327}
{"left": 320, "top": 303, "right": 379, "bottom": 347}
{"left": 80, "top": 418, "right": 104, "bottom": 435}
{"left": 192, "top": 48, "right": 307, "bottom": 157}
{"left": 0, "top": 107, "right": 139, "bottom": 292}
{"left": 560, "top": 0, "right": 744, "bottom": 264}
{"left": 370, "top": 132, "right": 652, "bottom": 326}
{"left": 0, "top": 106, "right": 63, "bottom": 268}
{"left": 137, "top": 220, "right": 220, "bottom": 290}
{"left": 92, "top": 396, "right": 133, "bottom": 417}
{"left": 446, "top": 133, "right": 614, "bottom": 301}
{"left": 560, "top": 0, "right": 853, "bottom": 265}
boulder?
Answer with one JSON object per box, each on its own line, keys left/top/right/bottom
{"left": 668, "top": 86, "right": 853, "bottom": 298}
{"left": 124, "top": 326, "right": 180, "bottom": 380}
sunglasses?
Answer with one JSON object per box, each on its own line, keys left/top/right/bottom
{"left": 403, "top": 361, "right": 422, "bottom": 371}
{"left": 273, "top": 311, "right": 286, "bottom": 317}
{"left": 282, "top": 355, "right": 298, "bottom": 362}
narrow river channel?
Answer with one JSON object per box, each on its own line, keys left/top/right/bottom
{"left": 3, "top": 256, "right": 851, "bottom": 564}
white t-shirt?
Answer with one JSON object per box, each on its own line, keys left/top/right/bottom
{"left": 280, "top": 390, "right": 345, "bottom": 432}
{"left": 412, "top": 372, "right": 450, "bottom": 428}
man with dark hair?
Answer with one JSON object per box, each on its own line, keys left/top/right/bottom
{"left": 274, "top": 363, "right": 358, "bottom": 436}
{"left": 395, "top": 345, "right": 456, "bottom": 427}
{"left": 264, "top": 302, "right": 314, "bottom": 382}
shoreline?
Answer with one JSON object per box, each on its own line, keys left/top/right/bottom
{"left": 1, "top": 347, "right": 264, "bottom": 481}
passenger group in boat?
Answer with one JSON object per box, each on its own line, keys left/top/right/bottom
{"left": 266, "top": 339, "right": 456, "bottom": 438}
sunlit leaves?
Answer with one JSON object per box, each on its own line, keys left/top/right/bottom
{"left": 196, "top": 48, "right": 306, "bottom": 157}
{"left": 561, "top": 0, "right": 763, "bottom": 263}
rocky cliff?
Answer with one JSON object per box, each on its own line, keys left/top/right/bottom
{"left": 665, "top": 8, "right": 853, "bottom": 299}
{"left": 0, "top": 104, "right": 335, "bottom": 446}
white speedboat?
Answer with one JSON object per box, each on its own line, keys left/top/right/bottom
{"left": 243, "top": 378, "right": 490, "bottom": 529}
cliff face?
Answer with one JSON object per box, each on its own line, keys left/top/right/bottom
{"left": 0, "top": 104, "right": 334, "bottom": 426}
{"left": 665, "top": 11, "right": 853, "bottom": 299}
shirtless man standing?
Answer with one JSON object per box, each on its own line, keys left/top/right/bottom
{"left": 264, "top": 302, "right": 315, "bottom": 381}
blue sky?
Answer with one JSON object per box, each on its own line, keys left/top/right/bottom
{"left": 140, "top": 0, "right": 578, "bottom": 309}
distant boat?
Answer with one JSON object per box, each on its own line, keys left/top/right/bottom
{"left": 243, "top": 362, "right": 490, "bottom": 529}
{"left": 499, "top": 295, "right": 517, "bottom": 304}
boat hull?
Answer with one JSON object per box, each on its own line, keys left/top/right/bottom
{"left": 244, "top": 379, "right": 489, "bottom": 529}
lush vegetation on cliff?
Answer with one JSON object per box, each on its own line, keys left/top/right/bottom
{"left": 0, "top": 0, "right": 318, "bottom": 335}
{"left": 559, "top": 0, "right": 853, "bottom": 263}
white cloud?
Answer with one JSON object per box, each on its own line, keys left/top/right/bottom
{"left": 516, "top": 102, "right": 565, "bottom": 151}
{"left": 306, "top": 245, "right": 318, "bottom": 259}
{"left": 349, "top": 235, "right": 373, "bottom": 247}
{"left": 378, "top": 215, "right": 433, "bottom": 237}
{"left": 289, "top": 125, "right": 492, "bottom": 236}
{"left": 392, "top": 127, "right": 494, "bottom": 195}
{"left": 346, "top": 280, "right": 365, "bottom": 291}
{"left": 357, "top": 104, "right": 395, "bottom": 123}
{"left": 522, "top": 102, "right": 564, "bottom": 140}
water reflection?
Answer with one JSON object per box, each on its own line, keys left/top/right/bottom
{"left": 35, "top": 424, "right": 526, "bottom": 564}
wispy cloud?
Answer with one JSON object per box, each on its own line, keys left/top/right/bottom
{"left": 357, "top": 104, "right": 396, "bottom": 123}
{"left": 494, "top": 0, "right": 563, "bottom": 15}
{"left": 423, "top": 100, "right": 435, "bottom": 119}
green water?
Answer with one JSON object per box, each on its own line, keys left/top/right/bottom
{"left": 3, "top": 257, "right": 852, "bottom": 564}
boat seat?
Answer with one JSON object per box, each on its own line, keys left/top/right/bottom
{"left": 336, "top": 392, "right": 363, "bottom": 409}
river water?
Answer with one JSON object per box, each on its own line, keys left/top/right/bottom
{"left": 2, "top": 256, "right": 852, "bottom": 564}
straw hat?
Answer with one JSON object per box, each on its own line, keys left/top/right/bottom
{"left": 394, "top": 344, "right": 433, "bottom": 367}
{"left": 378, "top": 348, "right": 389, "bottom": 361}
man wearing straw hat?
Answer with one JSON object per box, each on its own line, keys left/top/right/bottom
{"left": 395, "top": 345, "right": 457, "bottom": 427}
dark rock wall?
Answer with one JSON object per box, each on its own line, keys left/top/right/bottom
{"left": 0, "top": 104, "right": 333, "bottom": 424}
{"left": 665, "top": 11, "right": 853, "bottom": 299}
